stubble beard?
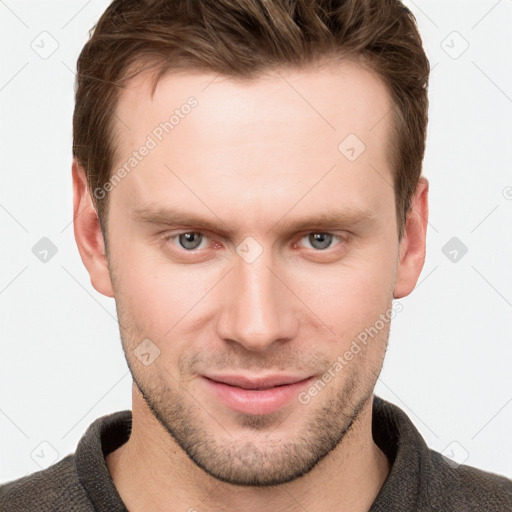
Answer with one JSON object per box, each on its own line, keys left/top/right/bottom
{"left": 121, "top": 333, "right": 387, "bottom": 487}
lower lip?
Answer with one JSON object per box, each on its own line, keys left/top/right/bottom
{"left": 201, "top": 377, "right": 313, "bottom": 415}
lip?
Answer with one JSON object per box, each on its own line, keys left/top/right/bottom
{"left": 201, "top": 374, "right": 313, "bottom": 415}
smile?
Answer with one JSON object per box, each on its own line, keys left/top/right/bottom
{"left": 201, "top": 374, "right": 314, "bottom": 415}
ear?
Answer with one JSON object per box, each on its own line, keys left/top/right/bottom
{"left": 72, "top": 158, "right": 115, "bottom": 298}
{"left": 394, "top": 177, "right": 429, "bottom": 299}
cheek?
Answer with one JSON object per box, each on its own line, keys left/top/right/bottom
{"left": 111, "top": 244, "right": 223, "bottom": 338}
{"left": 288, "top": 241, "right": 398, "bottom": 338}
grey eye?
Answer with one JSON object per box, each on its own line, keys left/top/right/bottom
{"left": 306, "top": 233, "right": 334, "bottom": 250}
{"left": 178, "top": 232, "right": 204, "bottom": 250}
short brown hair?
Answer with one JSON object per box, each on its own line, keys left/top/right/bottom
{"left": 73, "top": 0, "right": 429, "bottom": 240}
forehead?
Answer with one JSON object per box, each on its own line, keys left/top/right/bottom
{"left": 109, "top": 59, "right": 395, "bottom": 230}
{"left": 115, "top": 58, "right": 393, "bottom": 151}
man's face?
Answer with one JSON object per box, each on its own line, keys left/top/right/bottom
{"left": 105, "top": 59, "right": 400, "bottom": 485}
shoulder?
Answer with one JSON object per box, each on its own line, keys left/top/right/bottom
{"left": 0, "top": 455, "right": 94, "bottom": 512}
{"left": 425, "top": 449, "right": 512, "bottom": 510}
{"left": 371, "top": 396, "right": 512, "bottom": 511}
{"left": 0, "top": 410, "right": 131, "bottom": 512}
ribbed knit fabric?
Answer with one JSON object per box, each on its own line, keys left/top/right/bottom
{"left": 368, "top": 399, "right": 512, "bottom": 511}
{"left": 1, "top": 396, "right": 511, "bottom": 511}
{"left": 1, "top": 411, "right": 131, "bottom": 512}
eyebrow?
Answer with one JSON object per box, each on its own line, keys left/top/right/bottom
{"left": 131, "top": 204, "right": 377, "bottom": 235}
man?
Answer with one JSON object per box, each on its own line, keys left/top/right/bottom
{"left": 1, "top": 0, "right": 511, "bottom": 510}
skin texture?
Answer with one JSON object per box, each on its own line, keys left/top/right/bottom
{"left": 73, "top": 58, "right": 428, "bottom": 512}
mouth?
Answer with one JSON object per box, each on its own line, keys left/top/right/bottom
{"left": 201, "top": 373, "right": 314, "bottom": 415}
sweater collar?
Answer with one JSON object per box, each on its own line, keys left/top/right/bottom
{"left": 74, "top": 395, "right": 429, "bottom": 511}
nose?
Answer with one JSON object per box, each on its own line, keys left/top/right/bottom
{"left": 215, "top": 248, "right": 298, "bottom": 352}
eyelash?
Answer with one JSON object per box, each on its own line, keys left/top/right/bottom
{"left": 161, "top": 231, "right": 347, "bottom": 254}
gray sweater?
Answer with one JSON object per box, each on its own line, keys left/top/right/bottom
{"left": 1, "top": 396, "right": 511, "bottom": 511}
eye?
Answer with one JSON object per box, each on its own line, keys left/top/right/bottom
{"left": 298, "top": 232, "right": 342, "bottom": 251}
{"left": 173, "top": 232, "right": 209, "bottom": 251}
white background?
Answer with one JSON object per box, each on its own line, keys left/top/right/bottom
{"left": 1, "top": 0, "right": 511, "bottom": 483}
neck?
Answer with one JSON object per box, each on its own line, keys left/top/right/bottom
{"left": 106, "top": 387, "right": 390, "bottom": 512}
